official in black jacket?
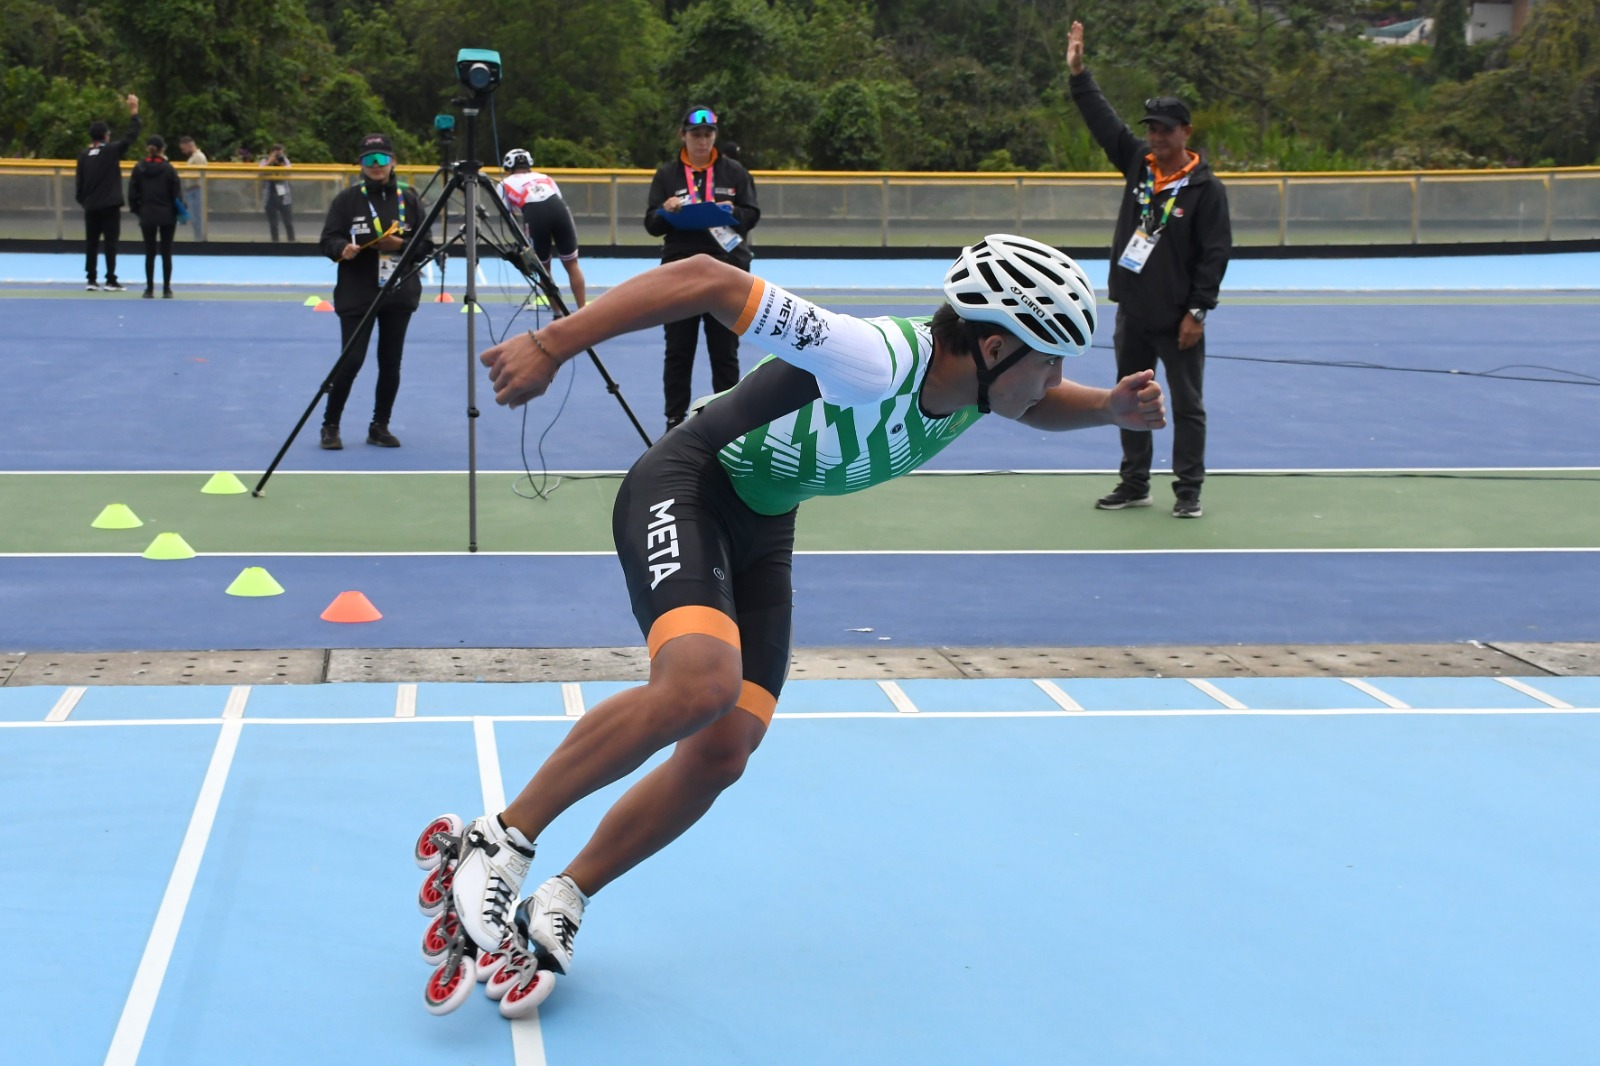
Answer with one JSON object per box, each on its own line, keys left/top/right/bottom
{"left": 127, "top": 135, "right": 183, "bottom": 298}
{"left": 1069, "top": 21, "right": 1230, "bottom": 518}
{"left": 75, "top": 94, "right": 142, "bottom": 291}
{"left": 643, "top": 106, "right": 761, "bottom": 430}
{"left": 317, "top": 134, "right": 432, "bottom": 450}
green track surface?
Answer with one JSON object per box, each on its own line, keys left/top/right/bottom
{"left": 4, "top": 471, "right": 1597, "bottom": 555}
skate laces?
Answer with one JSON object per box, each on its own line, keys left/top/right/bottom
{"left": 466, "top": 821, "right": 535, "bottom": 930}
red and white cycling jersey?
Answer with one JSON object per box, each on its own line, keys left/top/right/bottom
{"left": 500, "top": 171, "right": 562, "bottom": 211}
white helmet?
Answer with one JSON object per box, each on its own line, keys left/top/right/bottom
{"left": 942, "top": 234, "right": 1097, "bottom": 358}
{"left": 502, "top": 148, "right": 533, "bottom": 171}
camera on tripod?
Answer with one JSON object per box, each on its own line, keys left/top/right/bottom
{"left": 456, "top": 49, "right": 502, "bottom": 96}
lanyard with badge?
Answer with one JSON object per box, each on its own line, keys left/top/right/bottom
{"left": 683, "top": 161, "right": 742, "bottom": 253}
{"left": 1117, "top": 169, "right": 1186, "bottom": 274}
{"left": 357, "top": 182, "right": 407, "bottom": 283}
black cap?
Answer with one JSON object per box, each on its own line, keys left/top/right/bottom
{"left": 1139, "top": 96, "right": 1192, "bottom": 128}
{"left": 681, "top": 106, "right": 718, "bottom": 130}
{"left": 356, "top": 132, "right": 394, "bottom": 160}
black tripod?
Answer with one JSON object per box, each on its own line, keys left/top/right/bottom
{"left": 252, "top": 98, "right": 651, "bottom": 551}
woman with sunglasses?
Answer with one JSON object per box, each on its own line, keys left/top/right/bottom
{"left": 317, "top": 133, "right": 432, "bottom": 450}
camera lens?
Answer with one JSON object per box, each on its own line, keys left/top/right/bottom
{"left": 466, "top": 63, "right": 492, "bottom": 90}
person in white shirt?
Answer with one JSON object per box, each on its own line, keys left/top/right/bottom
{"left": 499, "top": 148, "right": 586, "bottom": 308}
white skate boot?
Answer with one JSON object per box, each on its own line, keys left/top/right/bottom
{"left": 413, "top": 813, "right": 535, "bottom": 1015}
{"left": 482, "top": 874, "right": 589, "bottom": 1019}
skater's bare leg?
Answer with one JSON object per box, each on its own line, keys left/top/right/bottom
{"left": 501, "top": 634, "right": 742, "bottom": 841}
{"left": 563, "top": 706, "right": 766, "bottom": 894}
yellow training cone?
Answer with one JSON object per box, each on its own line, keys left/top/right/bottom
{"left": 201, "top": 471, "right": 248, "bottom": 494}
{"left": 226, "top": 566, "right": 285, "bottom": 597}
{"left": 143, "top": 532, "right": 196, "bottom": 560}
{"left": 303, "top": 295, "right": 324, "bottom": 306}
{"left": 91, "top": 503, "right": 143, "bottom": 529}
{"left": 459, "top": 302, "right": 483, "bottom": 313}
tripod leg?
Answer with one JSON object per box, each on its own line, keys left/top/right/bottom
{"left": 469, "top": 176, "right": 654, "bottom": 449}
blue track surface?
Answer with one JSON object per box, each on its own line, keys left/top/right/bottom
{"left": 2, "top": 550, "right": 1598, "bottom": 650}
{"left": 2, "top": 296, "right": 1597, "bottom": 473}
{"left": 6, "top": 681, "right": 1598, "bottom": 1064}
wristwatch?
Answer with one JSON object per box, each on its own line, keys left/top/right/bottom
{"left": 1187, "top": 307, "right": 1207, "bottom": 323}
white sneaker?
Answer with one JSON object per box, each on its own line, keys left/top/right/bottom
{"left": 449, "top": 815, "right": 536, "bottom": 952}
{"left": 512, "top": 874, "right": 588, "bottom": 975}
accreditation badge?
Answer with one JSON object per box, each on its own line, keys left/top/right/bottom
{"left": 377, "top": 253, "right": 397, "bottom": 284}
{"left": 1117, "top": 228, "right": 1159, "bottom": 273}
{"left": 709, "top": 225, "right": 743, "bottom": 252}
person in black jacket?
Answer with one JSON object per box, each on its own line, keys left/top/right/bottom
{"left": 643, "top": 106, "right": 760, "bottom": 431}
{"left": 1068, "top": 21, "right": 1231, "bottom": 518}
{"left": 127, "top": 135, "right": 183, "bottom": 298}
{"left": 316, "top": 133, "right": 433, "bottom": 450}
{"left": 75, "top": 94, "right": 141, "bottom": 292}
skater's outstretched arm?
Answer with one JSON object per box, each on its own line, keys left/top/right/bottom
{"left": 480, "top": 255, "right": 755, "bottom": 408}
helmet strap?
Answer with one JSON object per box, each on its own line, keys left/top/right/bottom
{"left": 963, "top": 324, "right": 1029, "bottom": 415}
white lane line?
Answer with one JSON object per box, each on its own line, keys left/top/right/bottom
{"left": 472, "top": 717, "right": 547, "bottom": 1066}
{"left": 45, "top": 686, "right": 86, "bottom": 722}
{"left": 1342, "top": 678, "right": 1410, "bottom": 708}
{"left": 395, "top": 683, "right": 418, "bottom": 718}
{"left": 561, "top": 683, "right": 585, "bottom": 717}
{"left": 222, "top": 686, "right": 250, "bottom": 719}
{"left": 8, "top": 705, "right": 1600, "bottom": 730}
{"left": 103, "top": 718, "right": 243, "bottom": 1066}
{"left": 877, "top": 680, "right": 919, "bottom": 713}
{"left": 1494, "top": 676, "right": 1573, "bottom": 708}
{"left": 1033, "top": 679, "right": 1082, "bottom": 711}
{"left": 1188, "top": 679, "right": 1248, "bottom": 710}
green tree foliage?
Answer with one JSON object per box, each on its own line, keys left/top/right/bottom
{"left": 1430, "top": 0, "right": 1470, "bottom": 79}
{"left": 1, "top": 0, "right": 1596, "bottom": 170}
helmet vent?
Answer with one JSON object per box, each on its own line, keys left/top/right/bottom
{"left": 1015, "top": 253, "right": 1065, "bottom": 285}
{"left": 1054, "top": 313, "right": 1087, "bottom": 346}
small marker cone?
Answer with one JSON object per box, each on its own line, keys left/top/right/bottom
{"left": 226, "top": 566, "right": 285, "bottom": 597}
{"left": 91, "top": 503, "right": 143, "bottom": 529}
{"left": 532, "top": 293, "right": 549, "bottom": 308}
{"left": 303, "top": 295, "right": 324, "bottom": 307}
{"left": 143, "top": 532, "right": 196, "bottom": 560}
{"left": 201, "top": 471, "right": 248, "bottom": 494}
{"left": 459, "top": 302, "right": 483, "bottom": 314}
{"left": 313, "top": 300, "right": 334, "bottom": 312}
{"left": 321, "top": 590, "right": 382, "bottom": 623}
{"left": 433, "top": 291, "right": 455, "bottom": 303}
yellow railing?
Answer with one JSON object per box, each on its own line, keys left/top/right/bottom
{"left": 4, "top": 160, "right": 1597, "bottom": 247}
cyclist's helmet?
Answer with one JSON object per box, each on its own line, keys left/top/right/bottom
{"left": 942, "top": 234, "right": 1096, "bottom": 358}
{"left": 502, "top": 148, "right": 534, "bottom": 171}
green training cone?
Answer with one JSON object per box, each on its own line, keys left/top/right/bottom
{"left": 459, "top": 302, "right": 483, "bottom": 313}
{"left": 303, "top": 295, "right": 324, "bottom": 306}
{"left": 91, "top": 503, "right": 143, "bottom": 529}
{"left": 143, "top": 532, "right": 196, "bottom": 560}
{"left": 225, "top": 566, "right": 285, "bottom": 597}
{"left": 201, "top": 471, "right": 248, "bottom": 495}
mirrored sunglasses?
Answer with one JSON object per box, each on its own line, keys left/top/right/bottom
{"left": 685, "top": 109, "right": 717, "bottom": 127}
{"left": 360, "top": 152, "right": 393, "bottom": 167}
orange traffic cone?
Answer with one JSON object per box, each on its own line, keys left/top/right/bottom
{"left": 321, "top": 590, "right": 382, "bottom": 623}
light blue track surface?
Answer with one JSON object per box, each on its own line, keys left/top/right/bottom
{"left": 4, "top": 250, "right": 1599, "bottom": 289}
{"left": 6, "top": 678, "right": 1598, "bottom": 1065}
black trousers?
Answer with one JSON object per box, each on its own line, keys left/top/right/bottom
{"left": 662, "top": 313, "right": 740, "bottom": 423}
{"left": 140, "top": 222, "right": 175, "bottom": 290}
{"left": 324, "top": 308, "right": 411, "bottom": 427}
{"left": 265, "top": 196, "right": 295, "bottom": 241}
{"left": 1113, "top": 305, "right": 1207, "bottom": 498}
{"left": 84, "top": 205, "right": 122, "bottom": 283}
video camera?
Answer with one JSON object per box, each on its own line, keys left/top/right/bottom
{"left": 456, "top": 49, "right": 502, "bottom": 96}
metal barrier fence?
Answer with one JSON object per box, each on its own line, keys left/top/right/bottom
{"left": 4, "top": 161, "right": 1597, "bottom": 248}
